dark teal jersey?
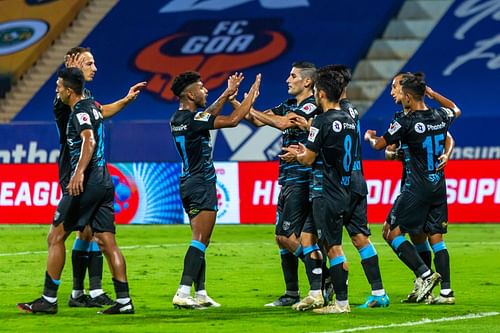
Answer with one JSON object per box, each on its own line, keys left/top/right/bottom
{"left": 272, "top": 96, "right": 321, "bottom": 186}
{"left": 383, "top": 107, "right": 457, "bottom": 198}
{"left": 170, "top": 109, "right": 217, "bottom": 183}
{"left": 306, "top": 109, "right": 357, "bottom": 203}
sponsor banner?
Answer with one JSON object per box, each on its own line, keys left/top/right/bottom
{"left": 0, "top": 0, "right": 88, "bottom": 80}
{"left": 182, "top": 162, "right": 241, "bottom": 224}
{"left": 238, "top": 161, "right": 280, "bottom": 224}
{"left": 0, "top": 123, "right": 109, "bottom": 164}
{"left": 0, "top": 163, "right": 184, "bottom": 224}
{"left": 0, "top": 164, "right": 61, "bottom": 223}
{"left": 363, "top": 0, "right": 499, "bottom": 159}
{"left": 238, "top": 160, "right": 500, "bottom": 223}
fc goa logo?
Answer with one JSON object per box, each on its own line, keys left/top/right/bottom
{"left": 134, "top": 19, "right": 288, "bottom": 101}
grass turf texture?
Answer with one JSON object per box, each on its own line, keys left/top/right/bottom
{"left": 0, "top": 224, "right": 498, "bottom": 333}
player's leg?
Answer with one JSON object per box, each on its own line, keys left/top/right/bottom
{"left": 173, "top": 210, "right": 216, "bottom": 308}
{"left": 190, "top": 210, "right": 220, "bottom": 307}
{"left": 87, "top": 230, "right": 113, "bottom": 306}
{"left": 88, "top": 186, "right": 133, "bottom": 314}
{"left": 386, "top": 192, "right": 441, "bottom": 302}
{"left": 94, "top": 231, "right": 133, "bottom": 314}
{"left": 426, "top": 202, "right": 454, "bottom": 304}
{"left": 69, "top": 228, "right": 91, "bottom": 306}
{"left": 17, "top": 199, "right": 73, "bottom": 314}
{"left": 265, "top": 185, "right": 301, "bottom": 306}
{"left": 346, "top": 195, "right": 388, "bottom": 308}
{"left": 292, "top": 230, "right": 324, "bottom": 311}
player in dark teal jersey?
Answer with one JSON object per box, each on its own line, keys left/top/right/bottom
{"left": 383, "top": 73, "right": 458, "bottom": 304}
{"left": 365, "top": 73, "right": 461, "bottom": 304}
{"left": 170, "top": 71, "right": 261, "bottom": 309}
{"left": 287, "top": 67, "right": 357, "bottom": 314}
{"left": 318, "top": 65, "right": 388, "bottom": 308}
{"left": 18, "top": 68, "right": 136, "bottom": 315}
{"left": 53, "top": 47, "right": 145, "bottom": 308}
{"left": 232, "top": 62, "right": 324, "bottom": 308}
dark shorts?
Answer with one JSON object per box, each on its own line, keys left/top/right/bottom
{"left": 275, "top": 184, "right": 311, "bottom": 237}
{"left": 64, "top": 185, "right": 116, "bottom": 233}
{"left": 180, "top": 179, "right": 217, "bottom": 218}
{"left": 390, "top": 190, "right": 448, "bottom": 235}
{"left": 344, "top": 193, "right": 371, "bottom": 237}
{"left": 301, "top": 213, "right": 317, "bottom": 236}
{"left": 312, "top": 197, "right": 346, "bottom": 246}
{"left": 53, "top": 193, "right": 80, "bottom": 228}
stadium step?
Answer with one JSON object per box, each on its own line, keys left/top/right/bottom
{"left": 350, "top": 0, "right": 454, "bottom": 115}
{"left": 0, "top": 0, "right": 118, "bottom": 123}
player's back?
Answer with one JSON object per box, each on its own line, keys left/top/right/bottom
{"left": 401, "top": 108, "right": 450, "bottom": 196}
{"left": 340, "top": 99, "right": 368, "bottom": 196}
{"left": 309, "top": 109, "right": 357, "bottom": 203}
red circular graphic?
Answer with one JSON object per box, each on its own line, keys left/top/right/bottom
{"left": 107, "top": 164, "right": 139, "bottom": 224}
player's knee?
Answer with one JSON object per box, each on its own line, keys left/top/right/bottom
{"left": 350, "top": 234, "right": 369, "bottom": 249}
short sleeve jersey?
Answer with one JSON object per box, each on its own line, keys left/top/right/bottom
{"left": 306, "top": 109, "right": 357, "bottom": 204}
{"left": 66, "top": 98, "right": 112, "bottom": 188}
{"left": 382, "top": 107, "right": 457, "bottom": 197}
{"left": 170, "top": 110, "right": 217, "bottom": 183}
{"left": 54, "top": 88, "right": 94, "bottom": 188}
{"left": 271, "top": 96, "right": 321, "bottom": 186}
{"left": 340, "top": 99, "right": 368, "bottom": 196}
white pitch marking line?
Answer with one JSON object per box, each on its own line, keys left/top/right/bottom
{"left": 310, "top": 312, "right": 499, "bottom": 333}
{"left": 0, "top": 242, "right": 271, "bottom": 257}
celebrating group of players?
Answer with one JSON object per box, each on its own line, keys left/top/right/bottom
{"left": 169, "top": 60, "right": 460, "bottom": 313}
{"left": 16, "top": 45, "right": 460, "bottom": 315}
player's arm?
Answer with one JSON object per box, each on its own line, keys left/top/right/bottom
{"left": 364, "top": 129, "right": 388, "bottom": 150}
{"left": 426, "top": 86, "right": 461, "bottom": 118}
{"left": 385, "top": 143, "right": 404, "bottom": 161}
{"left": 67, "top": 129, "right": 95, "bottom": 196}
{"left": 294, "top": 142, "right": 317, "bottom": 166}
{"left": 229, "top": 97, "right": 283, "bottom": 128}
{"left": 101, "top": 81, "right": 147, "bottom": 118}
{"left": 248, "top": 109, "right": 295, "bottom": 130}
{"left": 289, "top": 113, "right": 312, "bottom": 131}
{"left": 213, "top": 74, "right": 261, "bottom": 129}
{"left": 436, "top": 131, "right": 455, "bottom": 171}
{"left": 205, "top": 73, "right": 243, "bottom": 116}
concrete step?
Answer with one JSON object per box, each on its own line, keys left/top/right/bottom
{"left": 366, "top": 39, "right": 421, "bottom": 59}
{"left": 353, "top": 59, "right": 405, "bottom": 80}
{"left": 348, "top": 100, "right": 373, "bottom": 116}
{"left": 383, "top": 20, "right": 437, "bottom": 39}
{"left": 398, "top": 0, "right": 453, "bottom": 20}
{"left": 348, "top": 80, "right": 388, "bottom": 100}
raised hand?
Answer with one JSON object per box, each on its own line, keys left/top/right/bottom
{"left": 126, "top": 81, "right": 147, "bottom": 102}
{"left": 64, "top": 53, "right": 85, "bottom": 69}
{"left": 247, "top": 74, "right": 261, "bottom": 103}
{"left": 226, "top": 72, "right": 244, "bottom": 96}
{"left": 364, "top": 129, "right": 377, "bottom": 141}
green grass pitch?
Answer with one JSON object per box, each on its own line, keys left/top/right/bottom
{"left": 0, "top": 223, "right": 498, "bottom": 332}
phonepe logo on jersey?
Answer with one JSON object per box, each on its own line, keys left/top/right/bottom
{"left": 134, "top": 19, "right": 288, "bottom": 101}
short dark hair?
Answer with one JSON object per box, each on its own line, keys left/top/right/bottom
{"left": 322, "top": 64, "right": 352, "bottom": 89}
{"left": 171, "top": 71, "right": 201, "bottom": 97}
{"left": 401, "top": 72, "right": 426, "bottom": 100}
{"left": 293, "top": 61, "right": 316, "bottom": 80}
{"left": 66, "top": 46, "right": 91, "bottom": 57}
{"left": 58, "top": 67, "right": 85, "bottom": 95}
{"left": 315, "top": 66, "right": 344, "bottom": 102}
